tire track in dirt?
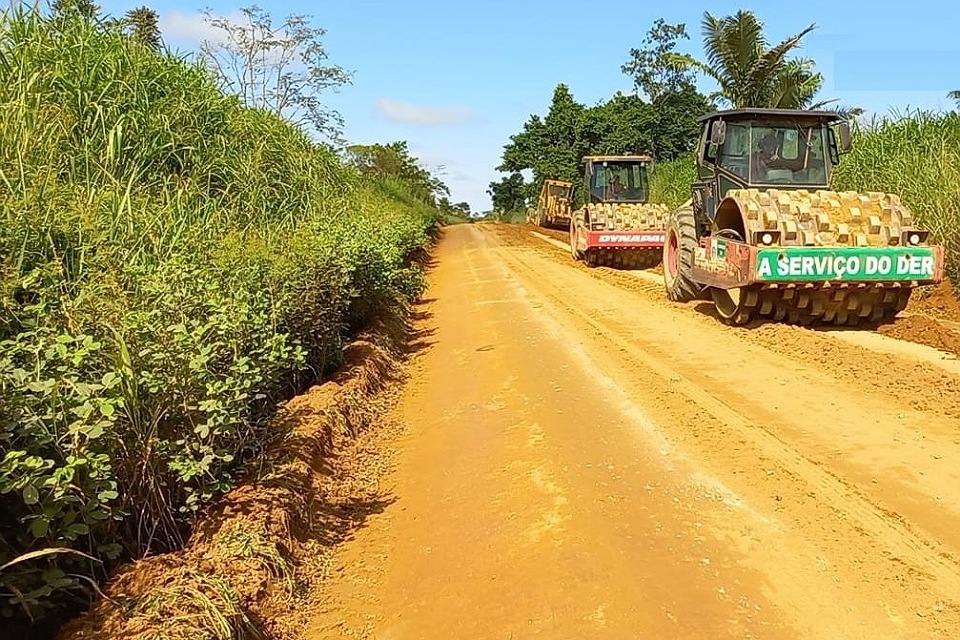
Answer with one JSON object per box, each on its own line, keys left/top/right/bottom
{"left": 504, "top": 225, "right": 960, "bottom": 530}
{"left": 518, "top": 223, "right": 960, "bottom": 412}
{"left": 304, "top": 225, "right": 799, "bottom": 639}
{"left": 301, "top": 224, "right": 960, "bottom": 639}
{"left": 483, "top": 223, "right": 960, "bottom": 636}
{"left": 522, "top": 221, "right": 960, "bottom": 359}
{"left": 516, "top": 221, "right": 960, "bottom": 562}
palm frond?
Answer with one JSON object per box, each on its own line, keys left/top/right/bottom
{"left": 747, "top": 25, "right": 817, "bottom": 105}
{"left": 699, "top": 13, "right": 728, "bottom": 76}
{"left": 728, "top": 10, "right": 764, "bottom": 79}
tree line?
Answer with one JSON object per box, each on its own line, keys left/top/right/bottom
{"left": 488, "top": 10, "right": 865, "bottom": 214}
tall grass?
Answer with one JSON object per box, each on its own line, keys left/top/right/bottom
{"left": 0, "top": 7, "right": 438, "bottom": 628}
{"left": 650, "top": 156, "right": 697, "bottom": 208}
{"left": 833, "top": 109, "right": 960, "bottom": 281}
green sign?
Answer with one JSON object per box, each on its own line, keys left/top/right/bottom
{"left": 755, "top": 246, "right": 938, "bottom": 282}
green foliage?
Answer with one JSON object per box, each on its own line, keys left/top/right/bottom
{"left": 494, "top": 18, "right": 716, "bottom": 206}
{"left": 50, "top": 0, "right": 100, "bottom": 20}
{"left": 498, "top": 84, "right": 585, "bottom": 188}
{"left": 346, "top": 141, "right": 449, "bottom": 206}
{"left": 487, "top": 172, "right": 528, "bottom": 214}
{"left": 434, "top": 199, "right": 471, "bottom": 224}
{"left": 669, "top": 10, "right": 824, "bottom": 110}
{"left": 621, "top": 19, "right": 696, "bottom": 101}
{"left": 495, "top": 80, "right": 708, "bottom": 207}
{"left": 123, "top": 6, "right": 160, "bottom": 50}
{"left": 0, "top": 6, "right": 439, "bottom": 627}
{"left": 833, "top": 110, "right": 960, "bottom": 282}
{"left": 649, "top": 156, "right": 698, "bottom": 209}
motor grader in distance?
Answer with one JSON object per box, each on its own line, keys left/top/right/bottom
{"left": 568, "top": 154, "right": 670, "bottom": 269}
{"left": 662, "top": 107, "right": 944, "bottom": 326}
{"left": 528, "top": 179, "right": 575, "bottom": 230}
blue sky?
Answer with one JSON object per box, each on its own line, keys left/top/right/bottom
{"left": 95, "top": 0, "right": 960, "bottom": 213}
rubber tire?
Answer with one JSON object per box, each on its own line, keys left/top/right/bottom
{"left": 663, "top": 206, "right": 705, "bottom": 302}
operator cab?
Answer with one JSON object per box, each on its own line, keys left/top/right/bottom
{"left": 698, "top": 109, "right": 852, "bottom": 190}
{"left": 583, "top": 154, "right": 653, "bottom": 203}
{"left": 545, "top": 180, "right": 573, "bottom": 201}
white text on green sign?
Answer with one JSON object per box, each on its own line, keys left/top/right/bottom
{"left": 756, "top": 248, "right": 937, "bottom": 281}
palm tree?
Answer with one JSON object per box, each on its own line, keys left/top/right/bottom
{"left": 670, "top": 10, "right": 861, "bottom": 116}
{"left": 949, "top": 90, "right": 960, "bottom": 108}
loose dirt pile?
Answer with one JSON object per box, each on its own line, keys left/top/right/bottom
{"left": 904, "top": 279, "right": 960, "bottom": 322}
{"left": 879, "top": 281, "right": 960, "bottom": 357}
{"left": 55, "top": 314, "right": 414, "bottom": 640}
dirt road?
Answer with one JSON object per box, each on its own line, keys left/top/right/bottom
{"left": 305, "top": 223, "right": 960, "bottom": 639}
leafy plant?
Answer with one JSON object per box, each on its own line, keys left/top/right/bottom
{"left": 0, "top": 5, "right": 440, "bottom": 628}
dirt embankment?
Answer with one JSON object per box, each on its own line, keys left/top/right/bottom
{"left": 55, "top": 310, "right": 420, "bottom": 640}
{"left": 879, "top": 280, "right": 960, "bottom": 357}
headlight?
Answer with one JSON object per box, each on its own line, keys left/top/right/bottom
{"left": 752, "top": 229, "right": 780, "bottom": 246}
{"left": 901, "top": 229, "right": 929, "bottom": 246}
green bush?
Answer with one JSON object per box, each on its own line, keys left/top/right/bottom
{"left": 649, "top": 156, "right": 697, "bottom": 208}
{"left": 0, "top": 7, "right": 438, "bottom": 626}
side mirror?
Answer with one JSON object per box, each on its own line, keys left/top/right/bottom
{"left": 709, "top": 120, "right": 726, "bottom": 146}
{"left": 837, "top": 122, "right": 852, "bottom": 152}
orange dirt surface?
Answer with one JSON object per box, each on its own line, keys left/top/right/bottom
{"left": 56, "top": 223, "right": 960, "bottom": 640}
{"left": 905, "top": 280, "right": 960, "bottom": 322}
{"left": 303, "top": 224, "right": 960, "bottom": 639}
{"left": 876, "top": 281, "right": 960, "bottom": 358}
{"left": 527, "top": 223, "right": 569, "bottom": 243}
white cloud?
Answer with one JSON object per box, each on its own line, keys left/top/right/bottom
{"left": 375, "top": 98, "right": 478, "bottom": 126}
{"left": 158, "top": 9, "right": 241, "bottom": 46}
{"left": 411, "top": 151, "right": 459, "bottom": 167}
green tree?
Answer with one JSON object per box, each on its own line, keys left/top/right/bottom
{"left": 499, "top": 84, "right": 586, "bottom": 186}
{"left": 487, "top": 172, "right": 527, "bottom": 213}
{"left": 621, "top": 19, "right": 696, "bottom": 101}
{"left": 617, "top": 19, "right": 711, "bottom": 159}
{"left": 497, "top": 79, "right": 707, "bottom": 208}
{"left": 124, "top": 6, "right": 161, "bottom": 50}
{"left": 950, "top": 90, "right": 960, "bottom": 108}
{"left": 199, "top": 5, "right": 352, "bottom": 141}
{"left": 498, "top": 83, "right": 588, "bottom": 201}
{"left": 649, "top": 85, "right": 711, "bottom": 158}
{"left": 346, "top": 141, "right": 449, "bottom": 206}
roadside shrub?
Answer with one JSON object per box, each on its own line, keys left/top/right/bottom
{"left": 0, "top": 7, "right": 438, "bottom": 628}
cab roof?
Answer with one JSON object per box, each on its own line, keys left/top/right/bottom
{"left": 697, "top": 108, "right": 844, "bottom": 123}
{"left": 582, "top": 154, "right": 654, "bottom": 163}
